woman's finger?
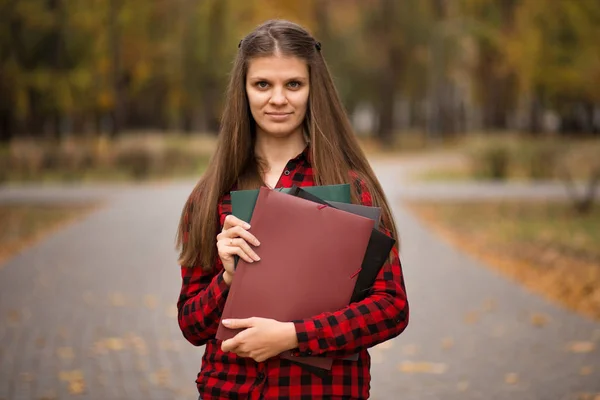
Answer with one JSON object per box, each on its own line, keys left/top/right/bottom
{"left": 230, "top": 238, "right": 260, "bottom": 261}
{"left": 217, "top": 225, "right": 260, "bottom": 247}
{"left": 227, "top": 226, "right": 260, "bottom": 246}
{"left": 223, "top": 245, "right": 254, "bottom": 264}
{"left": 223, "top": 214, "right": 250, "bottom": 231}
{"left": 217, "top": 240, "right": 250, "bottom": 263}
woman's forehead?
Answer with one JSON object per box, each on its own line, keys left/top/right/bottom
{"left": 247, "top": 55, "right": 308, "bottom": 79}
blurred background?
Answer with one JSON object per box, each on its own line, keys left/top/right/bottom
{"left": 0, "top": 0, "right": 599, "bottom": 399}
{"left": 1, "top": 0, "right": 599, "bottom": 180}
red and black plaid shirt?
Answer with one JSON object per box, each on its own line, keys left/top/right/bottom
{"left": 177, "top": 146, "right": 409, "bottom": 399}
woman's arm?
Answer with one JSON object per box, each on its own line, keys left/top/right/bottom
{"left": 177, "top": 263, "right": 231, "bottom": 346}
{"left": 177, "top": 196, "right": 259, "bottom": 347}
{"left": 290, "top": 244, "right": 408, "bottom": 357}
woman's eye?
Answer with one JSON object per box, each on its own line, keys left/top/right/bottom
{"left": 256, "top": 81, "right": 269, "bottom": 89}
{"left": 288, "top": 81, "right": 301, "bottom": 89}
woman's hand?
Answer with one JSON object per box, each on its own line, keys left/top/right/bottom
{"left": 216, "top": 215, "right": 261, "bottom": 285}
{"left": 220, "top": 318, "right": 299, "bottom": 362}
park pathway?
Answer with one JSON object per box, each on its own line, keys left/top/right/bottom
{"left": 0, "top": 155, "right": 598, "bottom": 400}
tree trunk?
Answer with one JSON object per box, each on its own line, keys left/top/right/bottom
{"left": 375, "top": 0, "right": 398, "bottom": 146}
{"left": 377, "top": 70, "right": 395, "bottom": 145}
{"left": 200, "top": 0, "right": 226, "bottom": 135}
{"left": 528, "top": 95, "right": 543, "bottom": 135}
{"left": 109, "top": 0, "right": 124, "bottom": 137}
{"left": 0, "top": 111, "right": 14, "bottom": 143}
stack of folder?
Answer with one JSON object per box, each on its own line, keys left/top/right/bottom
{"left": 215, "top": 184, "right": 395, "bottom": 372}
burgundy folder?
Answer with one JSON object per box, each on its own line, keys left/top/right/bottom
{"left": 216, "top": 187, "right": 373, "bottom": 369}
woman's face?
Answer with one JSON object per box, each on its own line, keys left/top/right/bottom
{"left": 246, "top": 54, "right": 309, "bottom": 139}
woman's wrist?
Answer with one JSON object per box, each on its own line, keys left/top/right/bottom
{"left": 222, "top": 271, "right": 233, "bottom": 286}
{"left": 282, "top": 322, "right": 299, "bottom": 351}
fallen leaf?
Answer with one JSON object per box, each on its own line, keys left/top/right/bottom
{"left": 398, "top": 361, "right": 448, "bottom": 374}
{"left": 109, "top": 292, "right": 127, "bottom": 307}
{"left": 402, "top": 344, "right": 418, "bottom": 355}
{"left": 144, "top": 295, "right": 158, "bottom": 310}
{"left": 567, "top": 341, "right": 596, "bottom": 353}
{"left": 127, "top": 334, "right": 147, "bottom": 355}
{"left": 530, "top": 313, "right": 550, "bottom": 327}
{"left": 91, "top": 341, "right": 107, "bottom": 355}
{"left": 464, "top": 311, "right": 479, "bottom": 324}
{"left": 482, "top": 299, "right": 496, "bottom": 312}
{"left": 37, "top": 389, "right": 58, "bottom": 400}
{"left": 93, "top": 337, "right": 126, "bottom": 354}
{"left": 165, "top": 306, "right": 178, "bottom": 318}
{"left": 59, "top": 370, "right": 83, "bottom": 382}
{"left": 579, "top": 366, "right": 593, "bottom": 376}
{"left": 58, "top": 369, "right": 86, "bottom": 395}
{"left": 151, "top": 369, "right": 170, "bottom": 387}
{"left": 505, "top": 373, "right": 519, "bottom": 385}
{"left": 104, "top": 337, "right": 125, "bottom": 351}
{"left": 442, "top": 338, "right": 454, "bottom": 350}
{"left": 68, "top": 379, "right": 85, "bottom": 395}
{"left": 7, "top": 310, "right": 21, "bottom": 324}
{"left": 457, "top": 380, "right": 469, "bottom": 392}
{"left": 20, "top": 372, "right": 34, "bottom": 382}
{"left": 57, "top": 347, "right": 75, "bottom": 361}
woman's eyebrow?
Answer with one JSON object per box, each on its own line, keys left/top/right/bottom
{"left": 248, "top": 76, "right": 307, "bottom": 82}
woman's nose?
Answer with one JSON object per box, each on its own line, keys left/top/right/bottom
{"left": 269, "top": 87, "right": 288, "bottom": 105}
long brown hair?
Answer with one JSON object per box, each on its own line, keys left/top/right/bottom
{"left": 176, "top": 19, "right": 399, "bottom": 270}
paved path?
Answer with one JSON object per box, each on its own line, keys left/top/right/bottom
{"left": 370, "top": 159, "right": 600, "bottom": 400}
{"left": 0, "top": 158, "right": 599, "bottom": 400}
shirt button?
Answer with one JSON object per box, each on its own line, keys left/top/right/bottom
{"left": 257, "top": 372, "right": 265, "bottom": 381}
{"left": 284, "top": 170, "right": 291, "bottom": 176}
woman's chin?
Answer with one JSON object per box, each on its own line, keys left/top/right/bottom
{"left": 257, "top": 123, "right": 301, "bottom": 138}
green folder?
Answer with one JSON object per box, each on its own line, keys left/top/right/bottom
{"left": 231, "top": 183, "right": 351, "bottom": 223}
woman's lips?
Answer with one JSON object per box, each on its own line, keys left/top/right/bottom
{"left": 266, "top": 112, "right": 292, "bottom": 121}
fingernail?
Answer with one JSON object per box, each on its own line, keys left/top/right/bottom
{"left": 254, "top": 240, "right": 260, "bottom": 246}
{"left": 244, "top": 223, "right": 251, "bottom": 229}
{"left": 222, "top": 319, "right": 230, "bottom": 325}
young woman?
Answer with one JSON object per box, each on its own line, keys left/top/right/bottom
{"left": 176, "top": 19, "right": 409, "bottom": 400}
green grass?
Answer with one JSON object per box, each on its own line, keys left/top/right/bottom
{"left": 406, "top": 199, "right": 600, "bottom": 319}
{"left": 411, "top": 200, "right": 600, "bottom": 263}
{"left": 413, "top": 165, "right": 472, "bottom": 182}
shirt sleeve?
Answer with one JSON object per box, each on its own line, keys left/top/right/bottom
{"left": 290, "top": 174, "right": 409, "bottom": 357}
{"left": 177, "top": 263, "right": 230, "bottom": 346}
